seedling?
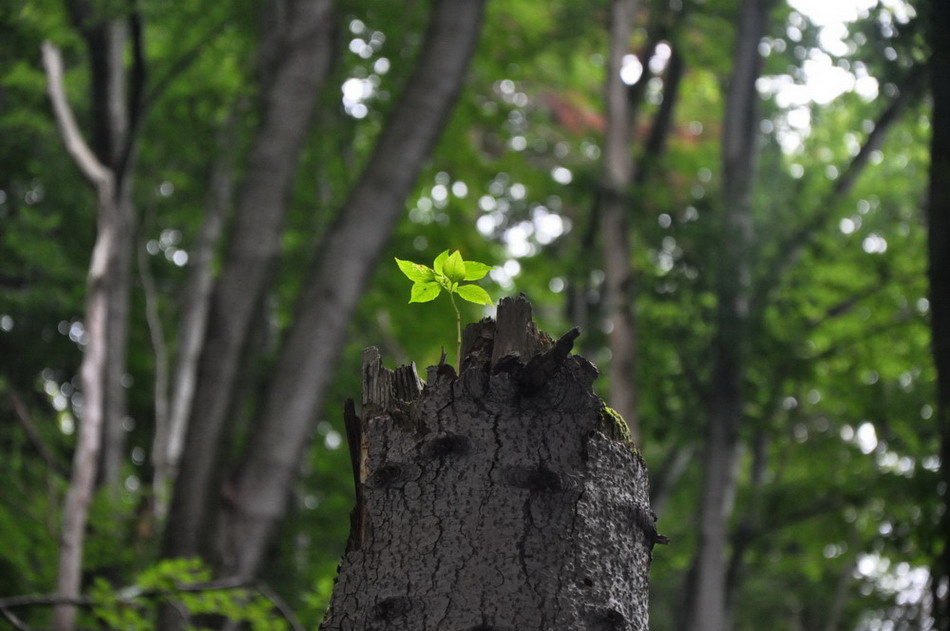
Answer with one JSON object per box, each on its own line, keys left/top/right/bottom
{"left": 395, "top": 249, "right": 493, "bottom": 372}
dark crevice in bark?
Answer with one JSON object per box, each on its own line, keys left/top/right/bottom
{"left": 321, "top": 296, "right": 661, "bottom": 630}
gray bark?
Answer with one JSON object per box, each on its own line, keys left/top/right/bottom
{"left": 683, "top": 2, "right": 770, "bottom": 631}
{"left": 162, "top": 0, "right": 336, "bottom": 560}
{"left": 42, "top": 41, "right": 118, "bottom": 631}
{"left": 102, "top": 184, "right": 133, "bottom": 493}
{"left": 320, "top": 295, "right": 661, "bottom": 631}
{"left": 926, "top": 0, "right": 950, "bottom": 627}
{"left": 601, "top": 0, "right": 641, "bottom": 444}
{"left": 63, "top": 2, "right": 136, "bottom": 494}
{"left": 216, "top": 0, "right": 488, "bottom": 580}
{"left": 98, "top": 19, "right": 133, "bottom": 494}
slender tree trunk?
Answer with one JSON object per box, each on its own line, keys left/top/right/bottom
{"left": 320, "top": 296, "right": 662, "bottom": 630}
{"left": 102, "top": 185, "right": 133, "bottom": 492}
{"left": 42, "top": 41, "right": 119, "bottom": 631}
{"left": 63, "top": 6, "right": 136, "bottom": 494}
{"left": 683, "top": 2, "right": 770, "bottom": 631}
{"left": 637, "top": 47, "right": 684, "bottom": 186}
{"left": 162, "top": 0, "right": 336, "bottom": 561}
{"left": 217, "top": 0, "right": 489, "bottom": 580}
{"left": 601, "top": 0, "right": 641, "bottom": 444}
{"left": 723, "top": 431, "right": 768, "bottom": 629}
{"left": 926, "top": 0, "right": 950, "bottom": 627}
{"left": 151, "top": 122, "right": 235, "bottom": 519}
{"left": 97, "top": 19, "right": 133, "bottom": 494}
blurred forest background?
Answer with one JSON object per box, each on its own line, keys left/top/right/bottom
{"left": 1, "top": 0, "right": 948, "bottom": 629}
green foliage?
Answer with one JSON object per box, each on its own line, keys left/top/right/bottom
{"left": 88, "top": 559, "right": 288, "bottom": 631}
{"left": 0, "top": 0, "right": 938, "bottom": 629}
{"left": 395, "top": 249, "right": 493, "bottom": 306}
{"left": 395, "top": 249, "right": 493, "bottom": 370}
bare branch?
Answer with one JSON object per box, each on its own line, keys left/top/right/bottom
{"left": 256, "top": 583, "right": 306, "bottom": 631}
{"left": 40, "top": 41, "right": 114, "bottom": 195}
{"left": 636, "top": 47, "right": 684, "bottom": 185}
{"left": 137, "top": 236, "right": 170, "bottom": 480}
{"left": 117, "top": 0, "right": 147, "bottom": 181}
{"left": 0, "top": 605, "right": 32, "bottom": 631}
{"left": 755, "top": 65, "right": 927, "bottom": 311}
{"left": 8, "top": 388, "right": 69, "bottom": 478}
{"left": 834, "top": 65, "right": 927, "bottom": 199}
{"left": 140, "top": 14, "right": 231, "bottom": 114}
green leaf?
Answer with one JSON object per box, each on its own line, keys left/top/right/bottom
{"left": 455, "top": 283, "right": 493, "bottom": 305}
{"left": 409, "top": 281, "right": 441, "bottom": 303}
{"left": 443, "top": 250, "right": 466, "bottom": 282}
{"left": 463, "top": 260, "right": 492, "bottom": 281}
{"left": 433, "top": 249, "right": 450, "bottom": 275}
{"left": 395, "top": 257, "right": 435, "bottom": 282}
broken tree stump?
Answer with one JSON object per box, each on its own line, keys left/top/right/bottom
{"left": 321, "top": 295, "right": 662, "bottom": 630}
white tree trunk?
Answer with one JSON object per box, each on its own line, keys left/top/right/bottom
{"left": 42, "top": 41, "right": 118, "bottom": 631}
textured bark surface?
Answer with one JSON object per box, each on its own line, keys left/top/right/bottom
{"left": 321, "top": 296, "right": 660, "bottom": 631}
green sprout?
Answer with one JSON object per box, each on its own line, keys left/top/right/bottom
{"left": 395, "top": 249, "right": 494, "bottom": 372}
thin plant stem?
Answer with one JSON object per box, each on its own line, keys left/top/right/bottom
{"left": 449, "top": 291, "right": 461, "bottom": 373}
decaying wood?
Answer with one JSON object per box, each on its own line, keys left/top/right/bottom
{"left": 323, "top": 295, "right": 661, "bottom": 630}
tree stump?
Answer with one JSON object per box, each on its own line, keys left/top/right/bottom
{"left": 321, "top": 295, "right": 663, "bottom": 630}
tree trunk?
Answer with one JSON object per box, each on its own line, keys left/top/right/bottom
{"left": 215, "top": 0, "right": 488, "bottom": 580}
{"left": 601, "top": 0, "right": 641, "bottom": 444}
{"left": 151, "top": 119, "right": 236, "bottom": 520}
{"left": 42, "top": 40, "right": 119, "bottom": 631}
{"left": 320, "top": 295, "right": 663, "bottom": 630}
{"left": 64, "top": 6, "right": 135, "bottom": 494}
{"left": 162, "top": 0, "right": 336, "bottom": 561}
{"left": 926, "top": 0, "right": 950, "bottom": 627}
{"left": 682, "top": 2, "right": 770, "bottom": 631}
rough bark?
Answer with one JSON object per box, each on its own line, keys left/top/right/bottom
{"left": 926, "top": 0, "right": 950, "bottom": 627}
{"left": 601, "top": 0, "right": 641, "bottom": 443}
{"left": 162, "top": 0, "right": 336, "bottom": 561}
{"left": 682, "top": 2, "right": 770, "bottom": 631}
{"left": 321, "top": 295, "right": 662, "bottom": 630}
{"left": 42, "top": 40, "right": 118, "bottom": 631}
{"left": 215, "top": 0, "right": 488, "bottom": 580}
